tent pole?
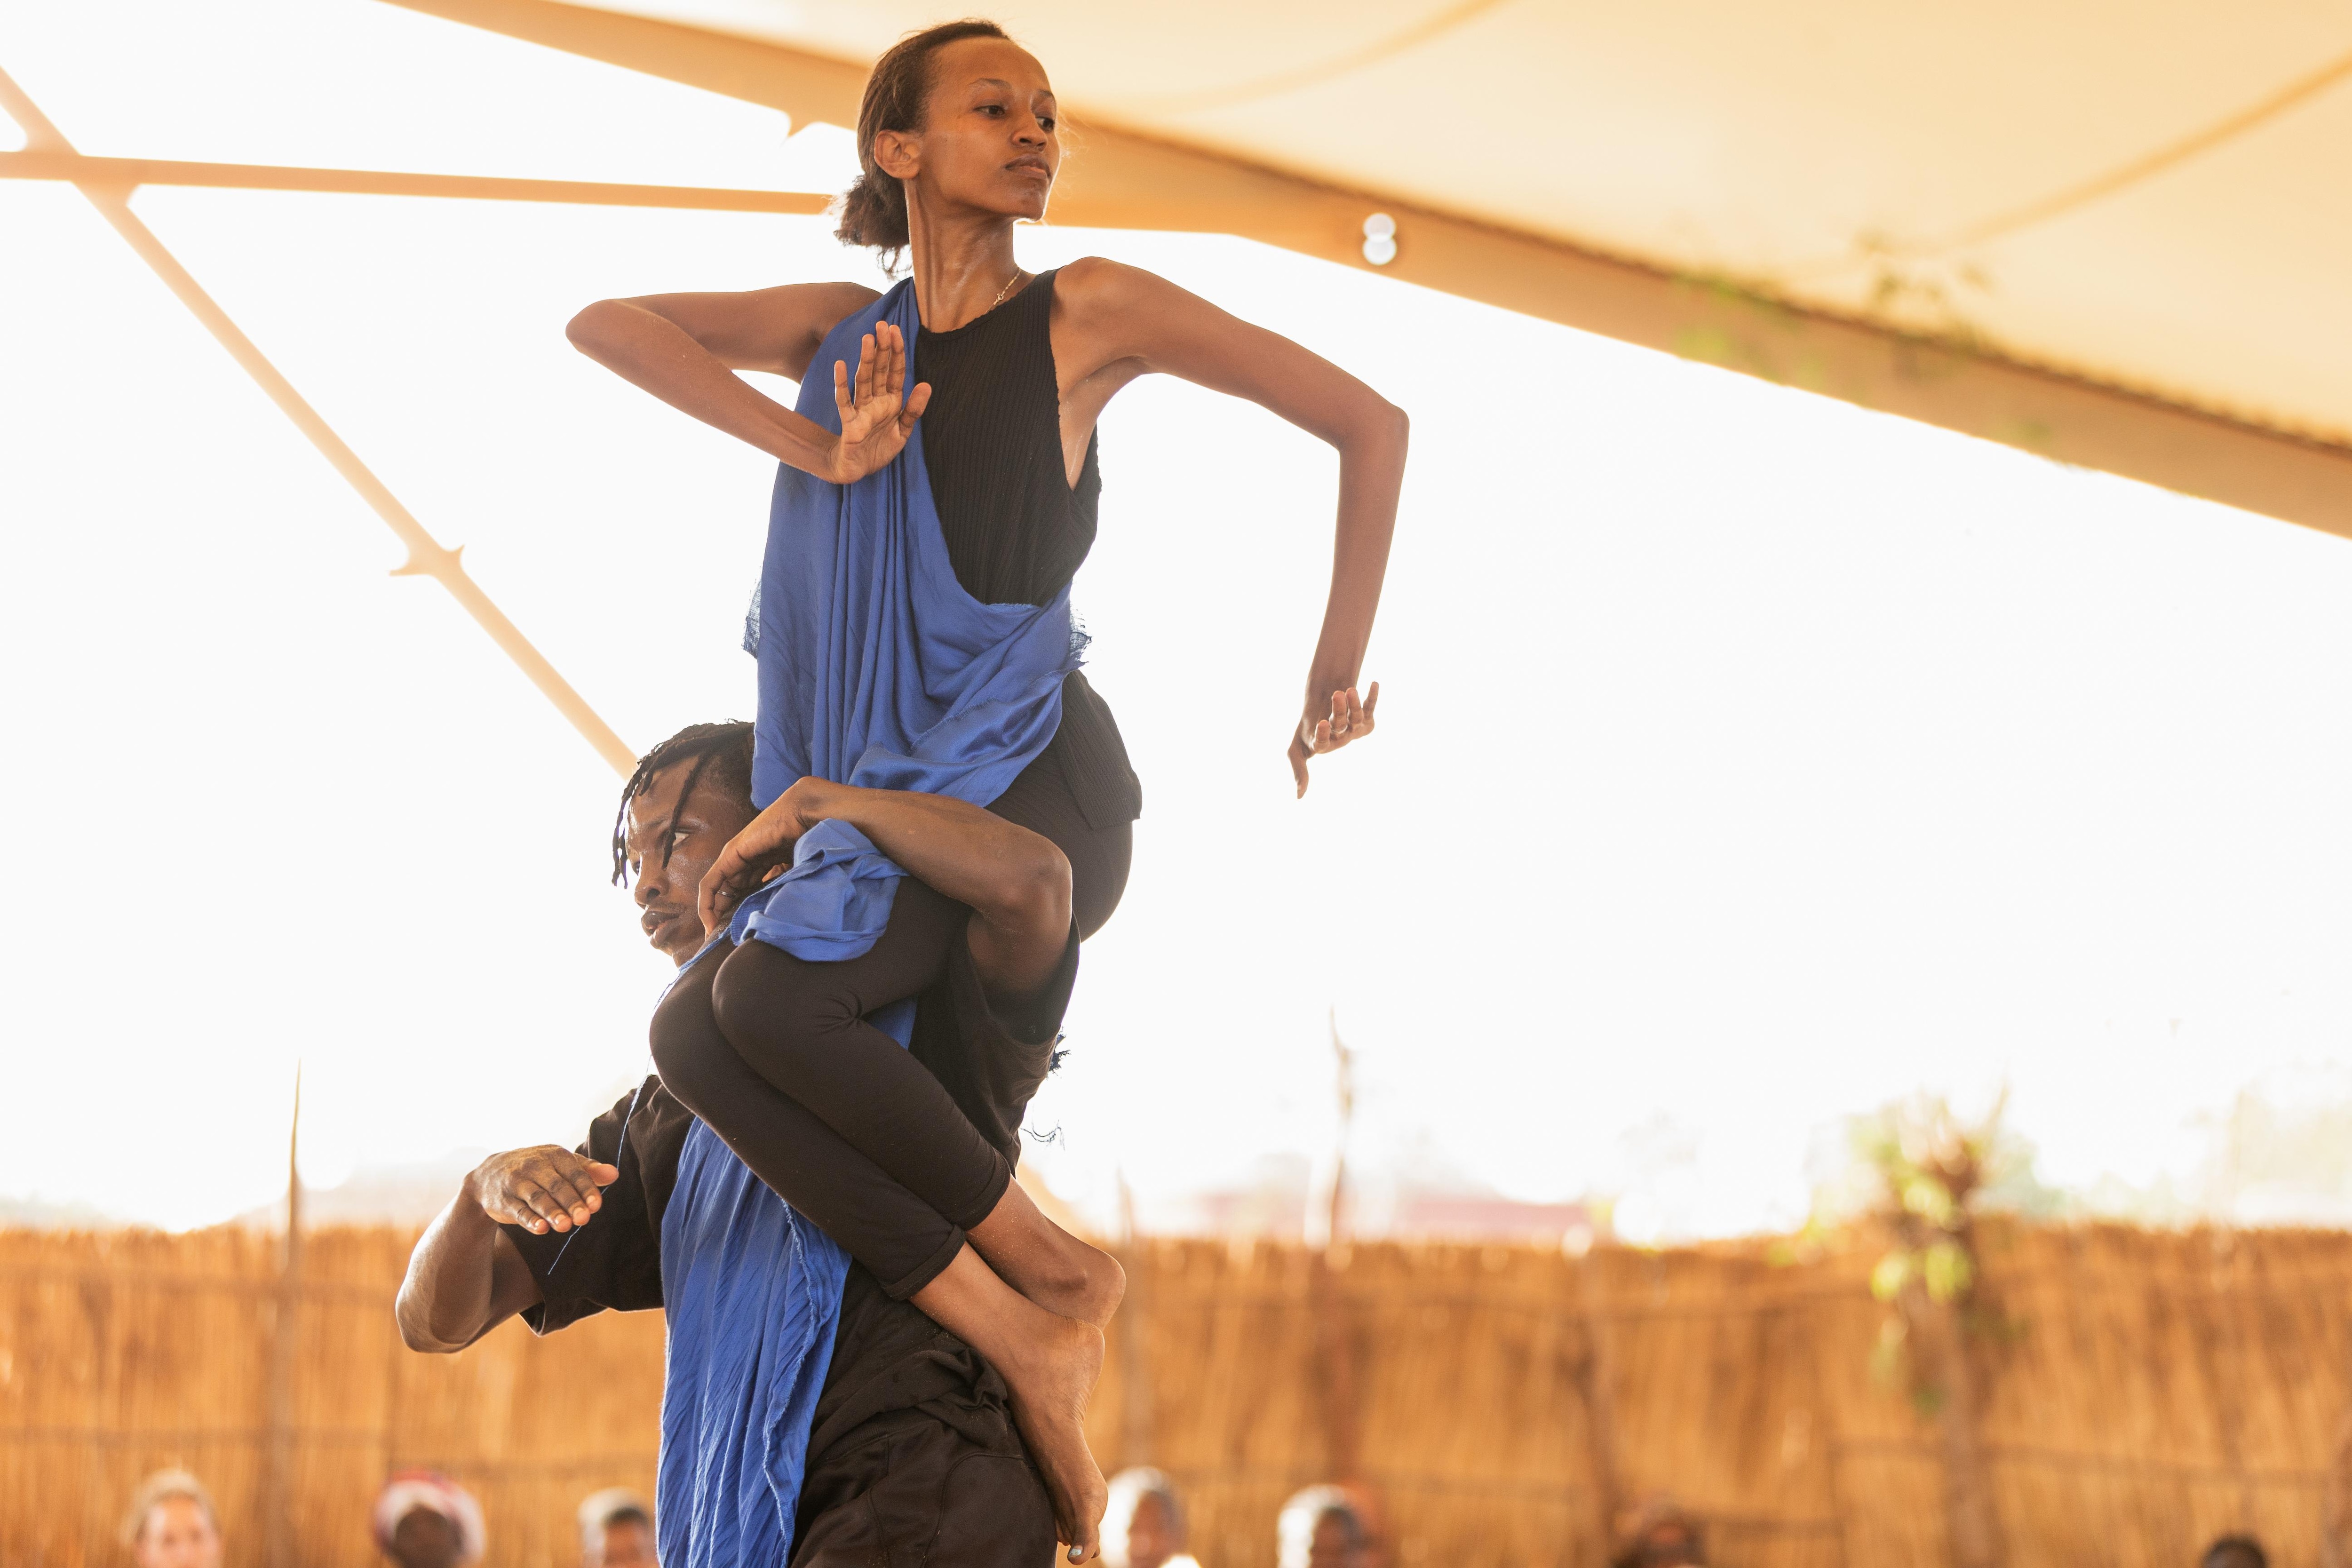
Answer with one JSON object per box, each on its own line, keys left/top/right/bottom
{"left": 0, "top": 150, "right": 832, "bottom": 215}
{"left": 260, "top": 1063, "right": 303, "bottom": 1568}
{"left": 0, "top": 68, "right": 636, "bottom": 777}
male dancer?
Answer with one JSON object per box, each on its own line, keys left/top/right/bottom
{"left": 397, "top": 722, "right": 1095, "bottom": 1564}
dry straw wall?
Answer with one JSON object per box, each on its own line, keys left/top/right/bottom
{"left": 3, "top": 1219, "right": 2348, "bottom": 1568}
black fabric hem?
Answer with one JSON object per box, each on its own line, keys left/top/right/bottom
{"left": 880, "top": 1222, "right": 968, "bottom": 1301}
{"left": 950, "top": 1156, "right": 1015, "bottom": 1235}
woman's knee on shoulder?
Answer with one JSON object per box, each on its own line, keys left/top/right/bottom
{"left": 710, "top": 939, "right": 862, "bottom": 1061}
{"left": 649, "top": 972, "right": 733, "bottom": 1106}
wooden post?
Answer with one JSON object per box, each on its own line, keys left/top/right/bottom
{"left": 1116, "top": 1172, "right": 1155, "bottom": 1471}
{"left": 1909, "top": 1286, "right": 2003, "bottom": 1568}
{"left": 2321, "top": 1405, "right": 2352, "bottom": 1568}
{"left": 1309, "top": 1014, "right": 1366, "bottom": 1499}
{"left": 260, "top": 1064, "right": 304, "bottom": 1568}
{"left": 1573, "top": 1255, "right": 1627, "bottom": 1555}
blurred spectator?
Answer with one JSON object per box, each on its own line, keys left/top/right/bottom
{"left": 577, "top": 1488, "right": 656, "bottom": 1568}
{"left": 1611, "top": 1497, "right": 1706, "bottom": 1568}
{"left": 2202, "top": 1537, "right": 2267, "bottom": 1568}
{"left": 372, "top": 1471, "right": 486, "bottom": 1568}
{"left": 120, "top": 1470, "right": 222, "bottom": 1568}
{"left": 1104, "top": 1468, "right": 1190, "bottom": 1568}
{"left": 1277, "top": 1485, "right": 1368, "bottom": 1568}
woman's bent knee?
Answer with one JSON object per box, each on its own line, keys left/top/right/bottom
{"left": 650, "top": 964, "right": 732, "bottom": 1111}
{"left": 710, "top": 939, "right": 860, "bottom": 1074}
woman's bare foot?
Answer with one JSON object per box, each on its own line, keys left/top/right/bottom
{"left": 999, "top": 1311, "right": 1110, "bottom": 1562}
{"left": 968, "top": 1179, "right": 1128, "bottom": 1327}
{"left": 908, "top": 1245, "right": 1112, "bottom": 1561}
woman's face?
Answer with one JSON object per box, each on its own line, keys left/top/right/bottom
{"left": 132, "top": 1499, "right": 222, "bottom": 1568}
{"left": 877, "top": 36, "right": 1062, "bottom": 225}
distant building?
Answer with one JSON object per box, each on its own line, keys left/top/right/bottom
{"left": 1151, "top": 1153, "right": 1605, "bottom": 1246}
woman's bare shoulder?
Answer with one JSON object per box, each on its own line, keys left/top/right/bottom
{"left": 796, "top": 279, "right": 887, "bottom": 316}
{"left": 755, "top": 279, "right": 887, "bottom": 343}
{"left": 1054, "top": 256, "right": 1172, "bottom": 309}
{"left": 624, "top": 279, "right": 883, "bottom": 378}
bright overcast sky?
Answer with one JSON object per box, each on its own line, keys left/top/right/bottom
{"left": 6, "top": 0, "right": 2352, "bottom": 1239}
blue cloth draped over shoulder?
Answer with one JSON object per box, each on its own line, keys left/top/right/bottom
{"left": 655, "top": 956, "right": 916, "bottom": 1568}
{"left": 733, "top": 278, "right": 1080, "bottom": 962}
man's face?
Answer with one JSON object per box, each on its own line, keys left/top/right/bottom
{"left": 1636, "top": 1522, "right": 1700, "bottom": 1567}
{"left": 587, "top": 1517, "right": 656, "bottom": 1568}
{"left": 1122, "top": 1495, "right": 1181, "bottom": 1568}
{"left": 388, "top": 1510, "right": 463, "bottom": 1568}
{"left": 133, "top": 1499, "right": 222, "bottom": 1568}
{"left": 1308, "top": 1515, "right": 1363, "bottom": 1568}
{"left": 626, "top": 761, "right": 756, "bottom": 964}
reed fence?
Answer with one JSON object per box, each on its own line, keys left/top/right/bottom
{"left": 3, "top": 1219, "right": 2347, "bottom": 1568}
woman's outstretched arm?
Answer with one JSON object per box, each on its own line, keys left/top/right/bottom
{"left": 1053, "top": 259, "right": 1408, "bottom": 795}
{"left": 566, "top": 282, "right": 931, "bottom": 485}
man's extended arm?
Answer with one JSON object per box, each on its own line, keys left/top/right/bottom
{"left": 701, "top": 778, "right": 1072, "bottom": 997}
{"left": 395, "top": 1146, "right": 617, "bottom": 1353}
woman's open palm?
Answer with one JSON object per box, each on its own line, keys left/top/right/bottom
{"left": 827, "top": 321, "right": 931, "bottom": 484}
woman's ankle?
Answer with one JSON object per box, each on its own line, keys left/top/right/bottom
{"left": 969, "top": 1184, "right": 1126, "bottom": 1325}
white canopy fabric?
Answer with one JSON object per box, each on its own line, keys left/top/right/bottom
{"left": 391, "top": 0, "right": 2352, "bottom": 539}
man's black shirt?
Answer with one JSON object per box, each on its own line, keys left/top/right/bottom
{"left": 504, "top": 926, "right": 1079, "bottom": 1437}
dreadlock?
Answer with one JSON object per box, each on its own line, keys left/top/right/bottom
{"left": 611, "top": 721, "right": 756, "bottom": 886}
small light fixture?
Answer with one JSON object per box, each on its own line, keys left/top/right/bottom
{"left": 1361, "top": 212, "right": 1397, "bottom": 266}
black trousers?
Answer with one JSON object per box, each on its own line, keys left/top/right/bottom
{"left": 791, "top": 1269, "right": 1057, "bottom": 1566}
{"left": 651, "top": 747, "right": 1131, "bottom": 1297}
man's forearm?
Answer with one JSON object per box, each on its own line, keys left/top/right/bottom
{"left": 396, "top": 1181, "right": 523, "bottom": 1353}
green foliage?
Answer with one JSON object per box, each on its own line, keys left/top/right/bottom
{"left": 1921, "top": 1238, "right": 1974, "bottom": 1304}
{"left": 1839, "top": 1090, "right": 2041, "bottom": 1416}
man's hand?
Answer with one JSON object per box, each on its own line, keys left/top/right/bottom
{"left": 466, "top": 1146, "right": 619, "bottom": 1236}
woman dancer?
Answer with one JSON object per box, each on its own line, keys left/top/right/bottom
{"left": 568, "top": 19, "right": 1406, "bottom": 1556}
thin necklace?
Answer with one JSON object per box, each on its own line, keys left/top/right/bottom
{"left": 989, "top": 268, "right": 1025, "bottom": 310}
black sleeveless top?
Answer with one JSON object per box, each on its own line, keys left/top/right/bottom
{"left": 914, "top": 269, "right": 1141, "bottom": 828}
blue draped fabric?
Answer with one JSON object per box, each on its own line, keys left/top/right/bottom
{"left": 655, "top": 964, "right": 917, "bottom": 1568}
{"left": 733, "top": 279, "right": 1079, "bottom": 962}
{"left": 656, "top": 1117, "right": 846, "bottom": 1568}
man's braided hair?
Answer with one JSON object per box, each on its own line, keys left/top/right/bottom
{"left": 611, "top": 721, "right": 755, "bottom": 886}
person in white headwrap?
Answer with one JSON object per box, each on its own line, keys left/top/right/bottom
{"left": 372, "top": 1470, "right": 486, "bottom": 1568}
{"left": 121, "top": 1470, "right": 223, "bottom": 1568}
{"left": 1276, "top": 1486, "right": 1368, "bottom": 1568}
{"left": 1101, "top": 1468, "right": 1196, "bottom": 1568}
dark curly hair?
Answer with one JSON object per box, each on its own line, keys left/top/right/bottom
{"left": 610, "top": 721, "right": 755, "bottom": 887}
{"left": 835, "top": 18, "right": 1012, "bottom": 270}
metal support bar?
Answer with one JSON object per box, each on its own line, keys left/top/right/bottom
{"left": 0, "top": 149, "right": 832, "bottom": 215}
{"left": 0, "top": 68, "right": 636, "bottom": 775}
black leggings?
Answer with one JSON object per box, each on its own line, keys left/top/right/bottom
{"left": 651, "top": 750, "right": 1131, "bottom": 1298}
